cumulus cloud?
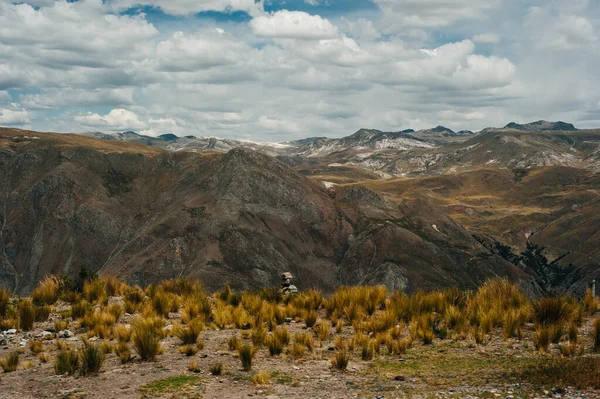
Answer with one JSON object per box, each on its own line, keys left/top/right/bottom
{"left": 0, "top": 107, "right": 30, "bottom": 126}
{"left": 74, "top": 109, "right": 148, "bottom": 131}
{"left": 0, "top": 0, "right": 598, "bottom": 137}
{"left": 250, "top": 10, "right": 339, "bottom": 39}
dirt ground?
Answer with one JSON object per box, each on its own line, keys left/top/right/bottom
{"left": 1, "top": 308, "right": 600, "bottom": 399}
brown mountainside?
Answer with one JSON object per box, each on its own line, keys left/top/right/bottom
{"left": 0, "top": 128, "right": 532, "bottom": 295}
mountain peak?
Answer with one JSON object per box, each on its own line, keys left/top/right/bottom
{"left": 504, "top": 120, "right": 577, "bottom": 131}
{"left": 159, "top": 133, "right": 179, "bottom": 141}
{"left": 431, "top": 125, "right": 455, "bottom": 134}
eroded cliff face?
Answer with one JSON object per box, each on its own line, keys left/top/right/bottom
{"left": 0, "top": 128, "right": 531, "bottom": 295}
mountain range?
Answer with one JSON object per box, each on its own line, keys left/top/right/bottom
{"left": 1, "top": 120, "right": 599, "bottom": 296}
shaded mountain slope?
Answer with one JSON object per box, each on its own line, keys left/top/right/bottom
{"left": 0, "top": 127, "right": 531, "bottom": 295}
{"left": 360, "top": 167, "right": 600, "bottom": 294}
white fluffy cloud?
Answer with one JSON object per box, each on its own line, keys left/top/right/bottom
{"left": 75, "top": 109, "right": 148, "bottom": 131}
{"left": 250, "top": 10, "right": 339, "bottom": 39}
{"left": 0, "top": 108, "right": 30, "bottom": 126}
{"left": 0, "top": 0, "right": 598, "bottom": 137}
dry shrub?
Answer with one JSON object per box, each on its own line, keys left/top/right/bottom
{"left": 31, "top": 276, "right": 60, "bottom": 305}
{"left": 209, "top": 362, "right": 223, "bottom": 375}
{"left": 237, "top": 344, "right": 257, "bottom": 371}
{"left": 251, "top": 323, "right": 267, "bottom": 347}
{"left": 0, "top": 288, "right": 9, "bottom": 317}
{"left": 79, "top": 343, "right": 105, "bottom": 375}
{"left": 583, "top": 288, "right": 598, "bottom": 315}
{"left": 314, "top": 320, "right": 330, "bottom": 343}
{"left": 159, "top": 278, "right": 199, "bottom": 296}
{"left": 188, "top": 360, "right": 201, "bottom": 373}
{"left": 181, "top": 294, "right": 211, "bottom": 323}
{"left": 83, "top": 279, "right": 106, "bottom": 303}
{"left": 103, "top": 276, "right": 123, "bottom": 297}
{"left": 34, "top": 304, "right": 51, "bottom": 322}
{"left": 534, "top": 325, "right": 552, "bottom": 353}
{"left": 114, "top": 324, "right": 132, "bottom": 342}
{"left": 174, "top": 319, "right": 204, "bottom": 345}
{"left": 29, "top": 340, "right": 44, "bottom": 354}
{"left": 227, "top": 335, "right": 240, "bottom": 351}
{"left": 54, "top": 348, "right": 79, "bottom": 375}
{"left": 107, "top": 303, "right": 123, "bottom": 320}
{"left": 294, "top": 332, "right": 314, "bottom": 351}
{"left": 331, "top": 350, "right": 349, "bottom": 371}
{"left": 71, "top": 300, "right": 90, "bottom": 319}
{"left": 18, "top": 300, "right": 35, "bottom": 331}
{"left": 115, "top": 341, "right": 132, "bottom": 364}
{"left": 151, "top": 291, "right": 171, "bottom": 318}
{"left": 289, "top": 342, "right": 306, "bottom": 358}
{"left": 178, "top": 344, "right": 199, "bottom": 356}
{"left": 266, "top": 329, "right": 287, "bottom": 356}
{"left": 361, "top": 341, "right": 375, "bottom": 361}
{"left": 54, "top": 319, "right": 69, "bottom": 332}
{"left": 0, "top": 351, "right": 19, "bottom": 372}
{"left": 132, "top": 316, "right": 165, "bottom": 361}
{"left": 533, "top": 297, "right": 577, "bottom": 327}
{"left": 37, "top": 353, "right": 49, "bottom": 363}
{"left": 251, "top": 370, "right": 270, "bottom": 385}
{"left": 559, "top": 342, "right": 577, "bottom": 357}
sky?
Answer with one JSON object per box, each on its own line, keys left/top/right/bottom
{"left": 0, "top": 0, "right": 599, "bottom": 141}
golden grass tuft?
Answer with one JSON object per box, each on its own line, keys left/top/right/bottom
{"left": 54, "top": 348, "right": 79, "bottom": 375}
{"left": 31, "top": 276, "right": 60, "bottom": 305}
{"left": 83, "top": 279, "right": 106, "bottom": 303}
{"left": 251, "top": 370, "right": 271, "bottom": 385}
{"left": 29, "top": 340, "right": 44, "bottom": 354}
{"left": 79, "top": 343, "right": 105, "bottom": 375}
{"left": 209, "top": 362, "right": 223, "bottom": 375}
{"left": 237, "top": 344, "right": 257, "bottom": 371}
{"left": 115, "top": 341, "right": 132, "bottom": 364}
{"left": 178, "top": 344, "right": 199, "bottom": 356}
{"left": 132, "top": 316, "right": 165, "bottom": 361}
{"left": 174, "top": 319, "right": 204, "bottom": 345}
{"left": 0, "top": 288, "right": 9, "bottom": 318}
{"left": 18, "top": 300, "right": 35, "bottom": 331}
{"left": 331, "top": 350, "right": 349, "bottom": 371}
{"left": 0, "top": 351, "right": 19, "bottom": 372}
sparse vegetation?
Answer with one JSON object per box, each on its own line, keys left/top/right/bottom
{"left": 79, "top": 343, "right": 105, "bottom": 375}
{"left": 54, "top": 348, "right": 79, "bottom": 375}
{"left": 132, "top": 316, "right": 165, "bottom": 361}
{"left": 210, "top": 362, "right": 223, "bottom": 375}
{"left": 331, "top": 350, "right": 349, "bottom": 371}
{"left": 251, "top": 370, "right": 271, "bottom": 385}
{"left": 31, "top": 276, "right": 60, "bottom": 305}
{"left": 3, "top": 274, "right": 600, "bottom": 397}
{"left": 238, "top": 344, "right": 257, "bottom": 371}
{"left": 18, "top": 300, "right": 35, "bottom": 331}
{"left": 0, "top": 352, "right": 19, "bottom": 372}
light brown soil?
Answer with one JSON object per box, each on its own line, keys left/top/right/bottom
{"left": 2, "top": 309, "right": 600, "bottom": 399}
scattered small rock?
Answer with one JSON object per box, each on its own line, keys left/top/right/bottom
{"left": 58, "top": 330, "right": 74, "bottom": 338}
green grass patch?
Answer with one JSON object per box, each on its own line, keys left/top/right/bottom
{"left": 373, "top": 347, "right": 537, "bottom": 388}
{"left": 141, "top": 375, "right": 202, "bottom": 397}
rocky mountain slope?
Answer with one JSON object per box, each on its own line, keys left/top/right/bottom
{"left": 0, "top": 127, "right": 530, "bottom": 296}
